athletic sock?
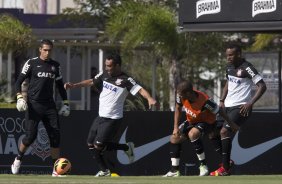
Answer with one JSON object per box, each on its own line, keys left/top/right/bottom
{"left": 210, "top": 136, "right": 222, "bottom": 156}
{"left": 16, "top": 151, "right": 25, "bottom": 161}
{"left": 170, "top": 143, "right": 181, "bottom": 171}
{"left": 92, "top": 148, "right": 108, "bottom": 171}
{"left": 222, "top": 137, "right": 232, "bottom": 170}
{"left": 191, "top": 138, "right": 206, "bottom": 165}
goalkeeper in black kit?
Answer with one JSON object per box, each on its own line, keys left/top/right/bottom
{"left": 12, "top": 39, "right": 70, "bottom": 177}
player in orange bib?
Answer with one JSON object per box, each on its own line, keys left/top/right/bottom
{"left": 163, "top": 80, "right": 238, "bottom": 177}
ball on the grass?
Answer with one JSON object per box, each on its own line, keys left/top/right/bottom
{"left": 54, "top": 158, "right": 71, "bottom": 175}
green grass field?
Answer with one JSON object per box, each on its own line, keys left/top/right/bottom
{"left": 0, "top": 175, "right": 282, "bottom": 184}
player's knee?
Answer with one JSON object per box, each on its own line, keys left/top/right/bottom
{"left": 220, "top": 127, "right": 230, "bottom": 137}
{"left": 88, "top": 143, "right": 94, "bottom": 150}
{"left": 188, "top": 128, "right": 200, "bottom": 140}
{"left": 94, "top": 141, "right": 106, "bottom": 151}
{"left": 170, "top": 134, "right": 182, "bottom": 144}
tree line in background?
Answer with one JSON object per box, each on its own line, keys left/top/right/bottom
{"left": 0, "top": 0, "right": 280, "bottom": 110}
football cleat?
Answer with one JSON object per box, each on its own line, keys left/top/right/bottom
{"left": 210, "top": 166, "right": 230, "bottom": 176}
{"left": 219, "top": 160, "right": 235, "bottom": 168}
{"left": 52, "top": 171, "right": 66, "bottom": 177}
{"left": 95, "top": 169, "right": 111, "bottom": 177}
{"left": 162, "top": 170, "right": 180, "bottom": 177}
{"left": 211, "top": 159, "right": 234, "bottom": 176}
{"left": 125, "top": 142, "right": 135, "bottom": 163}
{"left": 11, "top": 158, "right": 21, "bottom": 174}
{"left": 199, "top": 164, "right": 209, "bottom": 176}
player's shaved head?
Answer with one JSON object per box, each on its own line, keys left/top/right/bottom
{"left": 226, "top": 44, "right": 241, "bottom": 54}
{"left": 177, "top": 80, "right": 193, "bottom": 94}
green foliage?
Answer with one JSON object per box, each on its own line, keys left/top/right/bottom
{"left": 179, "top": 32, "right": 225, "bottom": 81}
{"left": 0, "top": 14, "right": 32, "bottom": 54}
{"left": 54, "top": 0, "right": 226, "bottom": 110}
{"left": 125, "top": 95, "right": 147, "bottom": 111}
{"left": 48, "top": 7, "right": 104, "bottom": 28}
{"left": 0, "top": 77, "right": 15, "bottom": 104}
{"left": 106, "top": 1, "right": 178, "bottom": 55}
{"left": 49, "top": 0, "right": 120, "bottom": 29}
{"left": 252, "top": 34, "right": 278, "bottom": 51}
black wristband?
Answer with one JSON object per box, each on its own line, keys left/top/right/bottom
{"left": 219, "top": 99, "right": 224, "bottom": 102}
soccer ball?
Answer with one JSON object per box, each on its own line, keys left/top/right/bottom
{"left": 53, "top": 158, "right": 71, "bottom": 175}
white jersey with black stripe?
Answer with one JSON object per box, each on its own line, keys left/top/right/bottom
{"left": 225, "top": 59, "right": 263, "bottom": 107}
{"left": 93, "top": 71, "right": 142, "bottom": 119}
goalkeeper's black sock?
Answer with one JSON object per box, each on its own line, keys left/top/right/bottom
{"left": 16, "top": 151, "right": 25, "bottom": 161}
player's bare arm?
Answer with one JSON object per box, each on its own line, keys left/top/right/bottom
{"left": 64, "top": 79, "right": 93, "bottom": 90}
{"left": 138, "top": 88, "right": 157, "bottom": 109}
{"left": 240, "top": 80, "right": 267, "bottom": 116}
{"left": 173, "top": 104, "right": 182, "bottom": 136}
{"left": 219, "top": 81, "right": 228, "bottom": 107}
{"left": 169, "top": 103, "right": 184, "bottom": 144}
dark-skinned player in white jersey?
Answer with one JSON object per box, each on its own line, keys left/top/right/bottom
{"left": 64, "top": 53, "right": 157, "bottom": 177}
{"left": 210, "top": 44, "right": 267, "bottom": 176}
{"left": 12, "top": 39, "right": 70, "bottom": 176}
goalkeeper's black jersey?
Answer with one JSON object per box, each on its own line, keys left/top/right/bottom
{"left": 15, "top": 57, "right": 67, "bottom": 102}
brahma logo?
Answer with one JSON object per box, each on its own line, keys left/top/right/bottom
{"left": 252, "top": 0, "right": 276, "bottom": 17}
{"left": 196, "top": 0, "right": 221, "bottom": 18}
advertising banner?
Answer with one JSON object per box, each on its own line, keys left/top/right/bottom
{"left": 1, "top": 110, "right": 282, "bottom": 175}
{"left": 179, "top": 0, "right": 282, "bottom": 31}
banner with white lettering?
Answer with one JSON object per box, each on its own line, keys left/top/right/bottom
{"left": 179, "top": 0, "right": 282, "bottom": 31}
{"left": 1, "top": 110, "right": 282, "bottom": 175}
{"left": 180, "top": 0, "right": 281, "bottom": 22}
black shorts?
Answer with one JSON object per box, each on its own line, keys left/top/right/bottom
{"left": 25, "top": 101, "right": 60, "bottom": 142}
{"left": 179, "top": 120, "right": 217, "bottom": 137}
{"left": 223, "top": 105, "right": 252, "bottom": 130}
{"left": 87, "top": 116, "right": 122, "bottom": 145}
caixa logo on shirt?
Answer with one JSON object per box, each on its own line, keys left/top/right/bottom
{"left": 103, "top": 82, "right": 118, "bottom": 92}
{"left": 184, "top": 107, "right": 197, "bottom": 118}
{"left": 37, "top": 72, "right": 55, "bottom": 79}
{"left": 196, "top": 0, "right": 221, "bottom": 18}
{"left": 252, "top": 0, "right": 276, "bottom": 17}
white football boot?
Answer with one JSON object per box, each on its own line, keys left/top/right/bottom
{"left": 95, "top": 169, "right": 111, "bottom": 177}
{"left": 199, "top": 164, "right": 209, "bottom": 176}
{"left": 163, "top": 170, "right": 180, "bottom": 177}
{"left": 11, "top": 158, "right": 22, "bottom": 174}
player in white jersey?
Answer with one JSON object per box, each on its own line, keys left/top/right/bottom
{"left": 210, "top": 44, "right": 267, "bottom": 176}
{"left": 64, "top": 53, "right": 156, "bottom": 176}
